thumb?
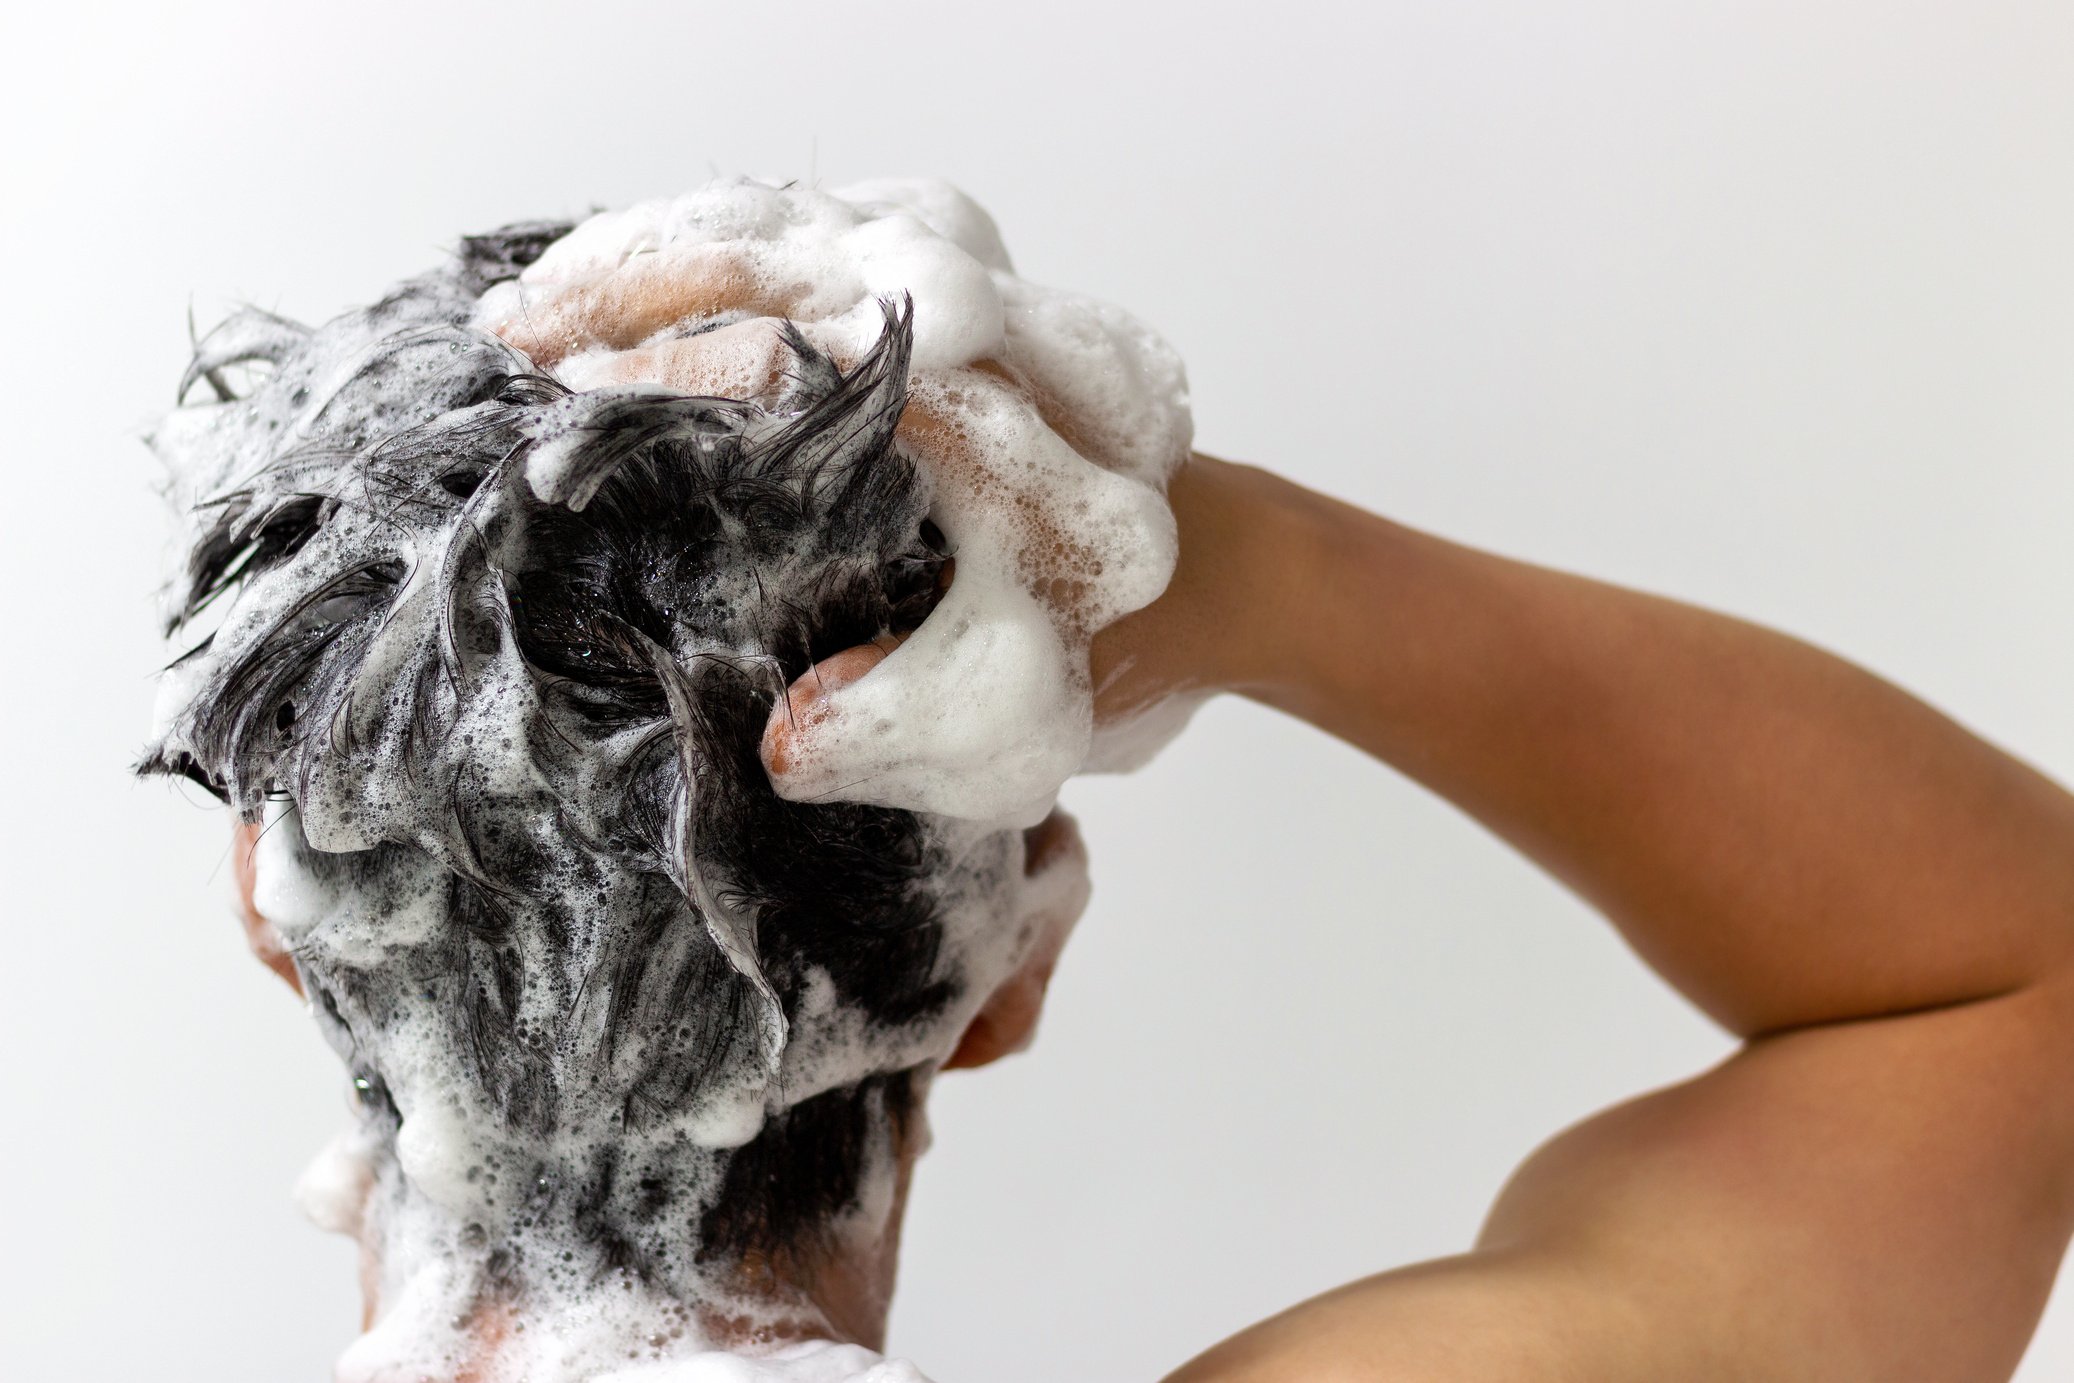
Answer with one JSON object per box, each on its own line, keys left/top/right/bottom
{"left": 761, "top": 636, "right": 905, "bottom": 779}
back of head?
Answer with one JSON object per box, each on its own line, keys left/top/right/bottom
{"left": 142, "top": 220, "right": 1066, "bottom": 1378}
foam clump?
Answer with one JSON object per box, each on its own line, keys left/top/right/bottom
{"left": 479, "top": 178, "right": 1193, "bottom": 826}
{"left": 143, "top": 177, "right": 1184, "bottom": 1383}
{"left": 595, "top": 1341, "right": 932, "bottom": 1383}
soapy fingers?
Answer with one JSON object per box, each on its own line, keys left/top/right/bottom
{"left": 546, "top": 318, "right": 796, "bottom": 400}
{"left": 761, "top": 639, "right": 1093, "bottom": 1073}
{"left": 495, "top": 300, "right": 1180, "bottom": 818}
{"left": 477, "top": 187, "right": 1189, "bottom": 822}
{"left": 481, "top": 245, "right": 796, "bottom": 366}
{"left": 762, "top": 637, "right": 905, "bottom": 779}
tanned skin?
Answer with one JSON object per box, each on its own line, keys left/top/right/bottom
{"left": 776, "top": 455, "right": 2074, "bottom": 1381}
{"left": 1084, "top": 459, "right": 2074, "bottom": 1383}
{"left": 232, "top": 254, "right": 2074, "bottom": 1379}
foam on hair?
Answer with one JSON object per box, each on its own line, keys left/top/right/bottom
{"left": 142, "top": 179, "right": 1185, "bottom": 1381}
{"left": 483, "top": 179, "right": 1192, "bottom": 823}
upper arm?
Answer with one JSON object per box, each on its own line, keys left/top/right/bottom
{"left": 1167, "top": 975, "right": 2074, "bottom": 1383}
{"left": 1473, "top": 974, "right": 2074, "bottom": 1382}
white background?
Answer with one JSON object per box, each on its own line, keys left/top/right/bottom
{"left": 4, "top": 2, "right": 2072, "bottom": 1378}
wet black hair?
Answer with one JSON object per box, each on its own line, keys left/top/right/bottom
{"left": 140, "top": 224, "right": 981, "bottom": 1283}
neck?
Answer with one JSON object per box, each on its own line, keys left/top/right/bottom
{"left": 304, "top": 1098, "right": 920, "bottom": 1382}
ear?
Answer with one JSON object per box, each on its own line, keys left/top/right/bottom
{"left": 943, "top": 812, "right": 1088, "bottom": 1071}
{"left": 230, "top": 820, "right": 305, "bottom": 997}
{"left": 941, "top": 947, "right": 1057, "bottom": 1071}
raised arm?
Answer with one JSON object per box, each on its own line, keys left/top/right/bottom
{"left": 1128, "top": 457, "right": 2074, "bottom": 1382}
{"left": 482, "top": 242, "right": 2074, "bottom": 1378}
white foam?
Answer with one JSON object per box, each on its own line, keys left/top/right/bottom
{"left": 294, "top": 1128, "right": 376, "bottom": 1237}
{"left": 595, "top": 1341, "right": 933, "bottom": 1383}
{"left": 249, "top": 801, "right": 335, "bottom": 939}
{"left": 487, "top": 181, "right": 1005, "bottom": 373}
{"left": 392, "top": 1095, "right": 487, "bottom": 1219}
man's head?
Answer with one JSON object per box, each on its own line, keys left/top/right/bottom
{"left": 143, "top": 223, "right": 1087, "bottom": 1378}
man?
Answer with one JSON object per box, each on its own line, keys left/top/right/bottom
{"left": 173, "top": 185, "right": 2074, "bottom": 1381}
{"left": 522, "top": 213, "right": 2074, "bottom": 1380}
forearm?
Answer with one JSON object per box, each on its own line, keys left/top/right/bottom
{"left": 1138, "top": 458, "right": 2074, "bottom": 1033}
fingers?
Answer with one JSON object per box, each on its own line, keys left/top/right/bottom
{"left": 485, "top": 245, "right": 799, "bottom": 365}
{"left": 478, "top": 223, "right": 1181, "bottom": 815}
{"left": 1020, "top": 808, "right": 1085, "bottom": 878}
{"left": 943, "top": 809, "right": 1087, "bottom": 1071}
{"left": 550, "top": 318, "right": 794, "bottom": 399}
{"left": 761, "top": 636, "right": 906, "bottom": 779}
{"left": 895, "top": 372, "right": 1111, "bottom": 631}
{"left": 939, "top": 967, "right": 1046, "bottom": 1071}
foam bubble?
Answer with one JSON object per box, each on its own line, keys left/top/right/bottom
{"left": 249, "top": 801, "right": 334, "bottom": 938}
{"left": 595, "top": 1341, "right": 933, "bottom": 1383}
{"left": 294, "top": 1128, "right": 376, "bottom": 1236}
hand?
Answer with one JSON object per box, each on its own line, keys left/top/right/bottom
{"left": 483, "top": 234, "right": 1196, "bottom": 813}
{"left": 759, "top": 452, "right": 1302, "bottom": 779}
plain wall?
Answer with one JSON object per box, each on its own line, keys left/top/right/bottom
{"left": 4, "top": 2, "right": 2071, "bottom": 1378}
